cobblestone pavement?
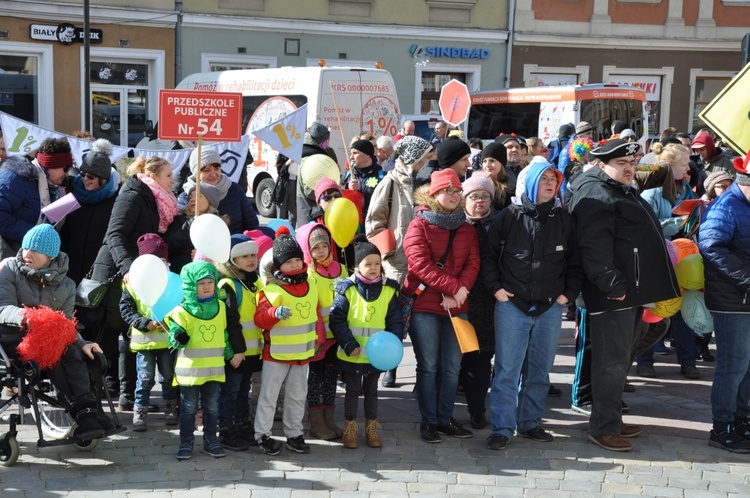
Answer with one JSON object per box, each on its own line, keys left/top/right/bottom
{"left": 2, "top": 319, "right": 749, "bottom": 497}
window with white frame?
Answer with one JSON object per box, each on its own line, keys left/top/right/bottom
{"left": 0, "top": 42, "right": 54, "bottom": 129}
{"left": 689, "top": 69, "right": 734, "bottom": 134}
{"left": 201, "top": 53, "right": 277, "bottom": 72}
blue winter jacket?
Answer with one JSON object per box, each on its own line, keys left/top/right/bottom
{"left": 699, "top": 182, "right": 750, "bottom": 312}
{"left": 0, "top": 157, "right": 41, "bottom": 245}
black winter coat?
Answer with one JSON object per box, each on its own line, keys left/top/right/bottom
{"left": 482, "top": 196, "right": 583, "bottom": 316}
{"left": 567, "top": 167, "right": 680, "bottom": 313}
{"left": 467, "top": 212, "right": 496, "bottom": 353}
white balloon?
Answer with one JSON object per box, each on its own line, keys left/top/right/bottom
{"left": 189, "top": 213, "right": 231, "bottom": 263}
{"left": 129, "top": 254, "right": 168, "bottom": 307}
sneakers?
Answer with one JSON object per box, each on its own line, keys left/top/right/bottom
{"left": 420, "top": 424, "right": 442, "bottom": 443}
{"left": 709, "top": 426, "right": 750, "bottom": 453}
{"left": 681, "top": 364, "right": 700, "bottom": 379}
{"left": 623, "top": 382, "right": 636, "bottom": 393}
{"left": 258, "top": 435, "right": 283, "bottom": 456}
{"left": 164, "top": 399, "right": 179, "bottom": 426}
{"left": 285, "top": 435, "right": 311, "bottom": 454}
{"left": 381, "top": 369, "right": 397, "bottom": 388}
{"left": 571, "top": 402, "right": 592, "bottom": 415}
{"left": 132, "top": 406, "right": 148, "bottom": 432}
{"left": 116, "top": 397, "right": 134, "bottom": 412}
{"left": 203, "top": 439, "right": 227, "bottom": 458}
{"left": 219, "top": 426, "right": 250, "bottom": 451}
{"left": 654, "top": 342, "right": 671, "bottom": 355}
{"left": 235, "top": 420, "right": 258, "bottom": 446}
{"left": 436, "top": 419, "right": 473, "bottom": 439}
{"left": 470, "top": 412, "right": 487, "bottom": 430}
{"left": 636, "top": 364, "right": 657, "bottom": 378}
{"left": 518, "top": 426, "right": 554, "bottom": 442}
{"left": 176, "top": 441, "right": 193, "bottom": 460}
{"left": 735, "top": 420, "right": 750, "bottom": 440}
{"left": 487, "top": 434, "right": 509, "bottom": 450}
{"left": 548, "top": 385, "right": 562, "bottom": 397}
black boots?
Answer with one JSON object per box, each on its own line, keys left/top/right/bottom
{"left": 73, "top": 406, "right": 105, "bottom": 440}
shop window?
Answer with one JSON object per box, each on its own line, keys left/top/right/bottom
{"left": 201, "top": 54, "right": 277, "bottom": 72}
{"left": 692, "top": 77, "right": 730, "bottom": 134}
{"left": 420, "top": 72, "right": 466, "bottom": 114}
{"left": 0, "top": 54, "right": 39, "bottom": 124}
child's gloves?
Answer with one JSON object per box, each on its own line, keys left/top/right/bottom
{"left": 174, "top": 330, "right": 190, "bottom": 345}
{"left": 274, "top": 306, "right": 292, "bottom": 320}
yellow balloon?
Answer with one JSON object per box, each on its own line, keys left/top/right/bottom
{"left": 650, "top": 295, "right": 683, "bottom": 318}
{"left": 324, "top": 197, "right": 359, "bottom": 247}
{"left": 675, "top": 253, "right": 704, "bottom": 290}
{"left": 300, "top": 154, "right": 341, "bottom": 191}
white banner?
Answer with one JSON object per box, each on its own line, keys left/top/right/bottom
{"left": 251, "top": 104, "right": 307, "bottom": 164}
{"left": 0, "top": 111, "right": 251, "bottom": 184}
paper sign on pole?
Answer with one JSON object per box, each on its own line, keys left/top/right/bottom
{"left": 158, "top": 89, "right": 243, "bottom": 142}
{"left": 251, "top": 104, "right": 308, "bottom": 164}
{"left": 698, "top": 64, "right": 750, "bottom": 155}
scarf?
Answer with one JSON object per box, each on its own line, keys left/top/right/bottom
{"left": 138, "top": 174, "right": 178, "bottom": 233}
{"left": 357, "top": 273, "right": 382, "bottom": 285}
{"left": 31, "top": 161, "right": 52, "bottom": 222}
{"left": 183, "top": 173, "right": 232, "bottom": 202}
{"left": 273, "top": 266, "right": 309, "bottom": 285}
{"left": 72, "top": 174, "right": 118, "bottom": 205}
{"left": 417, "top": 209, "right": 467, "bottom": 230}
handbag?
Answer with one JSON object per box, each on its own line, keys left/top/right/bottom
{"left": 75, "top": 269, "right": 117, "bottom": 309}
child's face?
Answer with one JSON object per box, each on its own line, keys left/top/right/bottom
{"left": 187, "top": 191, "right": 210, "bottom": 215}
{"left": 22, "top": 249, "right": 52, "bottom": 270}
{"left": 310, "top": 242, "right": 330, "bottom": 264}
{"left": 233, "top": 253, "right": 258, "bottom": 273}
{"left": 357, "top": 254, "right": 381, "bottom": 280}
{"left": 196, "top": 278, "right": 215, "bottom": 298}
{"left": 279, "top": 257, "right": 303, "bottom": 273}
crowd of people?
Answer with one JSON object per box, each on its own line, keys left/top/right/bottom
{"left": 1, "top": 116, "right": 750, "bottom": 461}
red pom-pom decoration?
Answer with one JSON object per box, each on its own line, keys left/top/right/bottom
{"left": 17, "top": 306, "right": 78, "bottom": 370}
{"left": 275, "top": 225, "right": 291, "bottom": 238}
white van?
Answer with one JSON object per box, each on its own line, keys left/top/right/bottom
{"left": 174, "top": 66, "right": 401, "bottom": 216}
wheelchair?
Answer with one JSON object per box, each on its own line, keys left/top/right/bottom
{"left": 0, "top": 331, "right": 126, "bottom": 467}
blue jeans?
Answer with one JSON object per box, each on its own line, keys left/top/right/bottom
{"left": 218, "top": 362, "right": 253, "bottom": 429}
{"left": 711, "top": 312, "right": 750, "bottom": 425}
{"left": 179, "top": 381, "right": 220, "bottom": 444}
{"left": 410, "top": 312, "right": 464, "bottom": 427}
{"left": 134, "top": 349, "right": 178, "bottom": 407}
{"left": 490, "top": 301, "right": 562, "bottom": 438}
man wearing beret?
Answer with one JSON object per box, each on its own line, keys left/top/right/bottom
{"left": 567, "top": 139, "right": 680, "bottom": 452}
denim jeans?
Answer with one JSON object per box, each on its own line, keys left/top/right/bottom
{"left": 134, "top": 349, "right": 178, "bottom": 407}
{"left": 218, "top": 362, "right": 253, "bottom": 429}
{"left": 489, "top": 301, "right": 562, "bottom": 438}
{"left": 410, "top": 312, "right": 464, "bottom": 427}
{"left": 711, "top": 312, "right": 750, "bottom": 425}
{"left": 179, "top": 381, "right": 220, "bottom": 444}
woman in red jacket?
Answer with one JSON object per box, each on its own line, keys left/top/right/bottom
{"left": 402, "top": 168, "right": 480, "bottom": 443}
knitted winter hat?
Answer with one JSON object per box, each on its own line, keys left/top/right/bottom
{"left": 230, "top": 233, "right": 258, "bottom": 263}
{"left": 733, "top": 151, "right": 750, "bottom": 187}
{"left": 189, "top": 147, "right": 222, "bottom": 175}
{"left": 137, "top": 233, "right": 168, "bottom": 260}
{"left": 186, "top": 183, "right": 222, "bottom": 210}
{"left": 244, "top": 229, "right": 273, "bottom": 258}
{"left": 462, "top": 171, "right": 494, "bottom": 199}
{"left": 308, "top": 122, "right": 330, "bottom": 144}
{"left": 351, "top": 139, "right": 375, "bottom": 157}
{"left": 437, "top": 138, "right": 471, "bottom": 168}
{"left": 36, "top": 151, "right": 73, "bottom": 170}
{"left": 272, "top": 229, "right": 304, "bottom": 269}
{"left": 81, "top": 151, "right": 112, "bottom": 181}
{"left": 353, "top": 234, "right": 380, "bottom": 268}
{"left": 429, "top": 168, "right": 462, "bottom": 196}
{"left": 480, "top": 142, "right": 507, "bottom": 165}
{"left": 394, "top": 135, "right": 432, "bottom": 166}
{"left": 703, "top": 170, "right": 733, "bottom": 193}
{"left": 314, "top": 177, "right": 341, "bottom": 202}
{"left": 308, "top": 226, "right": 330, "bottom": 250}
{"left": 575, "top": 121, "right": 593, "bottom": 135}
{"left": 22, "top": 224, "right": 61, "bottom": 258}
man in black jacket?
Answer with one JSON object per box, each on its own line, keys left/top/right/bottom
{"left": 568, "top": 139, "right": 680, "bottom": 452}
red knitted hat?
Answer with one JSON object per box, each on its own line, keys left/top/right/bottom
{"left": 429, "top": 168, "right": 462, "bottom": 196}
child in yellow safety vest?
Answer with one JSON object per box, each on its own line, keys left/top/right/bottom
{"left": 296, "top": 221, "right": 348, "bottom": 441}
{"left": 254, "top": 228, "right": 326, "bottom": 456}
{"left": 215, "top": 233, "right": 263, "bottom": 451}
{"left": 119, "top": 233, "right": 179, "bottom": 432}
{"left": 166, "top": 261, "right": 245, "bottom": 461}
{"left": 329, "top": 235, "right": 403, "bottom": 449}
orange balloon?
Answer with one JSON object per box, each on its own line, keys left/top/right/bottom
{"left": 671, "top": 238, "right": 699, "bottom": 263}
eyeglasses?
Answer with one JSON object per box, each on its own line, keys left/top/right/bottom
{"left": 82, "top": 172, "right": 99, "bottom": 180}
{"left": 443, "top": 188, "right": 463, "bottom": 197}
{"left": 320, "top": 192, "right": 342, "bottom": 202}
{"left": 540, "top": 175, "right": 558, "bottom": 184}
{"left": 467, "top": 194, "right": 491, "bottom": 202}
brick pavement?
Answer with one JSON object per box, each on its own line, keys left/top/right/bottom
{"left": 2, "top": 319, "right": 750, "bottom": 497}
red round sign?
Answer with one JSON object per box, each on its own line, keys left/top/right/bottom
{"left": 439, "top": 79, "right": 471, "bottom": 127}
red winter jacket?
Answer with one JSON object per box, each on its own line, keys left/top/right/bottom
{"left": 402, "top": 186, "right": 480, "bottom": 316}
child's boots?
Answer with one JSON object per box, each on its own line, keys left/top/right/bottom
{"left": 309, "top": 407, "right": 337, "bottom": 440}
{"left": 323, "top": 405, "right": 343, "bottom": 438}
{"left": 132, "top": 405, "right": 148, "bottom": 432}
{"left": 365, "top": 419, "right": 382, "bottom": 448}
{"left": 343, "top": 419, "right": 358, "bottom": 449}
{"left": 164, "top": 399, "right": 179, "bottom": 426}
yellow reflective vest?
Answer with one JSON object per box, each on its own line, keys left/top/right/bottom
{"left": 337, "top": 280, "right": 396, "bottom": 365}
{"left": 167, "top": 303, "right": 227, "bottom": 386}
{"left": 262, "top": 279, "right": 319, "bottom": 362}
{"left": 314, "top": 264, "right": 348, "bottom": 339}
{"left": 218, "top": 277, "right": 263, "bottom": 357}
{"left": 125, "top": 283, "right": 170, "bottom": 351}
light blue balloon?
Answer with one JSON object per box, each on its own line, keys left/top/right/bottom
{"left": 150, "top": 272, "right": 184, "bottom": 322}
{"left": 365, "top": 331, "right": 403, "bottom": 371}
{"left": 267, "top": 218, "right": 295, "bottom": 236}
